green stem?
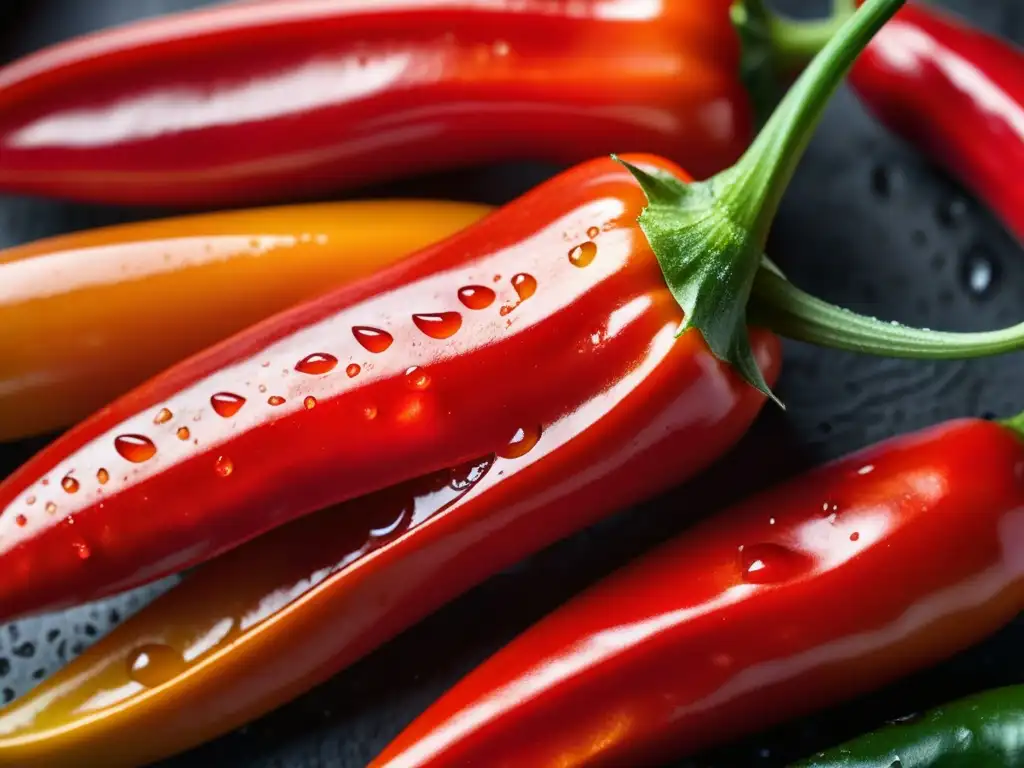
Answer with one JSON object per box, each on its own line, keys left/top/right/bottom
{"left": 751, "top": 267, "right": 1024, "bottom": 357}
{"left": 1000, "top": 410, "right": 1024, "bottom": 439}
{"left": 727, "top": 0, "right": 893, "bottom": 247}
{"left": 775, "top": 0, "right": 857, "bottom": 70}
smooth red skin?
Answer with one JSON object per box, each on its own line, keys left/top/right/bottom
{"left": 0, "top": 0, "right": 749, "bottom": 206}
{"left": 851, "top": 3, "right": 1024, "bottom": 242}
{"left": 374, "top": 419, "right": 1024, "bottom": 768}
{"left": 0, "top": 153, "right": 779, "bottom": 622}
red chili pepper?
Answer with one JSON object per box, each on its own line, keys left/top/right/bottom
{"left": 0, "top": 0, "right": 1003, "bottom": 623}
{"left": 0, "top": 0, "right": 744, "bottom": 205}
{"left": 0, "top": 0, "right": 842, "bottom": 206}
{"left": 850, "top": 2, "right": 1024, "bottom": 242}
{"left": 371, "top": 413, "right": 1024, "bottom": 768}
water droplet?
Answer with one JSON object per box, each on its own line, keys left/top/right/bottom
{"left": 363, "top": 405, "right": 378, "bottom": 420}
{"left": 938, "top": 198, "right": 968, "bottom": 228}
{"left": 41, "top": 479, "right": 48, "bottom": 486}
{"left": 511, "top": 273, "right": 537, "bottom": 301}
{"left": 214, "top": 456, "right": 234, "bottom": 478}
{"left": 115, "top": 435, "right": 156, "bottom": 463}
{"left": 498, "top": 425, "right": 542, "bottom": 459}
{"left": 568, "top": 241, "right": 597, "bottom": 268}
{"left": 930, "top": 253, "right": 946, "bottom": 272}
{"left": 870, "top": 164, "right": 899, "bottom": 198}
{"left": 268, "top": 396, "right": 286, "bottom": 406}
{"left": 61, "top": 475, "right": 80, "bottom": 494}
{"left": 911, "top": 229, "right": 927, "bottom": 247}
{"left": 176, "top": 427, "right": 191, "bottom": 441}
{"left": 353, "top": 326, "right": 394, "bottom": 353}
{"left": 26, "top": 496, "right": 35, "bottom": 506}
{"left": 153, "top": 408, "right": 173, "bottom": 425}
{"left": 45, "top": 502, "right": 57, "bottom": 514}
{"left": 15, "top": 515, "right": 26, "bottom": 527}
{"left": 739, "top": 543, "right": 813, "bottom": 584}
{"left": 492, "top": 39, "right": 510, "bottom": 56}
{"left": 296, "top": 353, "right": 338, "bottom": 375}
{"left": 346, "top": 363, "right": 361, "bottom": 378}
{"left": 850, "top": 532, "right": 861, "bottom": 542}
{"left": 493, "top": 274, "right": 501, "bottom": 283}
{"left": 97, "top": 468, "right": 109, "bottom": 485}
{"left": 73, "top": 541, "right": 91, "bottom": 560}
{"left": 127, "top": 644, "right": 187, "bottom": 688}
{"left": 261, "top": 361, "right": 270, "bottom": 368}
{"left": 458, "top": 285, "right": 496, "bottom": 310}
{"left": 960, "top": 244, "right": 1000, "bottom": 300}
{"left": 413, "top": 312, "right": 462, "bottom": 339}
{"left": 304, "top": 396, "right": 317, "bottom": 410}
{"left": 404, "top": 366, "right": 431, "bottom": 390}
{"left": 210, "top": 392, "right": 246, "bottom": 418}
{"left": 586, "top": 226, "right": 600, "bottom": 239}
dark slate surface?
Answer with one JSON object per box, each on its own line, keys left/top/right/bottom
{"left": 0, "top": 1, "right": 1022, "bottom": 766}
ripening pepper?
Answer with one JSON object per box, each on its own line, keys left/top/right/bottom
{"left": 0, "top": 199, "right": 490, "bottom": 440}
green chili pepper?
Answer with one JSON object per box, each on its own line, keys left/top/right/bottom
{"left": 792, "top": 686, "right": 1024, "bottom": 767}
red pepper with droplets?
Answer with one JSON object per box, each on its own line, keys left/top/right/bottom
{"left": 848, "top": 2, "right": 1024, "bottom": 243}
{"left": 372, "top": 412, "right": 1024, "bottom": 768}
{"left": 0, "top": 0, "right": 1016, "bottom": 622}
{"left": 0, "top": 0, "right": 789, "bottom": 207}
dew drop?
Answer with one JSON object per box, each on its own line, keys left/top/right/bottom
{"left": 960, "top": 244, "right": 1001, "bottom": 300}
{"left": 353, "top": 326, "right": 394, "bottom": 353}
{"left": 258, "top": 384, "right": 268, "bottom": 393}
{"left": 850, "top": 532, "right": 861, "bottom": 542}
{"left": 296, "top": 352, "right": 338, "bottom": 375}
{"left": 115, "top": 435, "right": 157, "bottom": 463}
{"left": 97, "top": 468, "right": 109, "bottom": 485}
{"left": 45, "top": 502, "right": 57, "bottom": 514}
{"left": 363, "top": 405, "right": 378, "bottom": 420}
{"left": 128, "top": 644, "right": 187, "bottom": 688}
{"left": 268, "top": 396, "right": 286, "bottom": 406}
{"left": 458, "top": 285, "right": 496, "bottom": 310}
{"left": 344, "top": 363, "right": 362, "bottom": 379}
{"left": 73, "top": 541, "right": 91, "bottom": 560}
{"left": 568, "top": 241, "right": 597, "bottom": 268}
{"left": 304, "top": 396, "right": 318, "bottom": 410}
{"left": 413, "top": 312, "right": 463, "bottom": 340}
{"left": 870, "top": 164, "right": 898, "bottom": 198}
{"left": 586, "top": 226, "right": 600, "bottom": 239}
{"left": 26, "top": 496, "right": 35, "bottom": 506}
{"left": 938, "top": 198, "right": 968, "bottom": 228}
{"left": 214, "top": 456, "right": 234, "bottom": 478}
{"left": 511, "top": 273, "right": 537, "bottom": 301}
{"left": 739, "top": 543, "right": 813, "bottom": 585}
{"left": 498, "top": 425, "right": 542, "bottom": 459}
{"left": 61, "top": 475, "right": 80, "bottom": 494}
{"left": 153, "top": 408, "right": 173, "bottom": 425}
{"left": 15, "top": 515, "right": 26, "bottom": 527}
{"left": 405, "top": 366, "right": 431, "bottom": 390}
{"left": 176, "top": 427, "right": 191, "bottom": 441}
{"left": 210, "top": 392, "right": 246, "bottom": 418}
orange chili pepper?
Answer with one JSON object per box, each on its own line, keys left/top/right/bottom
{"left": 0, "top": 200, "right": 491, "bottom": 440}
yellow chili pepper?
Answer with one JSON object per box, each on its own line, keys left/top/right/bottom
{"left": 0, "top": 200, "right": 491, "bottom": 440}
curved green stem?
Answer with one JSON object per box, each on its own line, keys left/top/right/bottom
{"left": 751, "top": 267, "right": 1024, "bottom": 358}
{"left": 1000, "top": 410, "right": 1024, "bottom": 440}
{"left": 728, "top": 0, "right": 893, "bottom": 247}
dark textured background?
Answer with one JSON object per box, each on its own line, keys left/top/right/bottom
{"left": 1, "top": 1, "right": 1023, "bottom": 765}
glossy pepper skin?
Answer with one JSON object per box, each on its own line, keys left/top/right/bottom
{"left": 374, "top": 417, "right": 1024, "bottom": 768}
{"left": 0, "top": 319, "right": 778, "bottom": 768}
{"left": 0, "top": 0, "right": 749, "bottom": 206}
{"left": 0, "top": 200, "right": 490, "bottom": 441}
{"left": 792, "top": 685, "right": 1024, "bottom": 767}
{"left": 851, "top": 3, "right": 1024, "bottom": 242}
{"left": 0, "top": 153, "right": 779, "bottom": 622}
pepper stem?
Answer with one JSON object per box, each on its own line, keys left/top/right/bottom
{"left": 735, "top": 0, "right": 859, "bottom": 126}
{"left": 999, "top": 410, "right": 1024, "bottom": 440}
{"left": 618, "top": 0, "right": 904, "bottom": 406}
